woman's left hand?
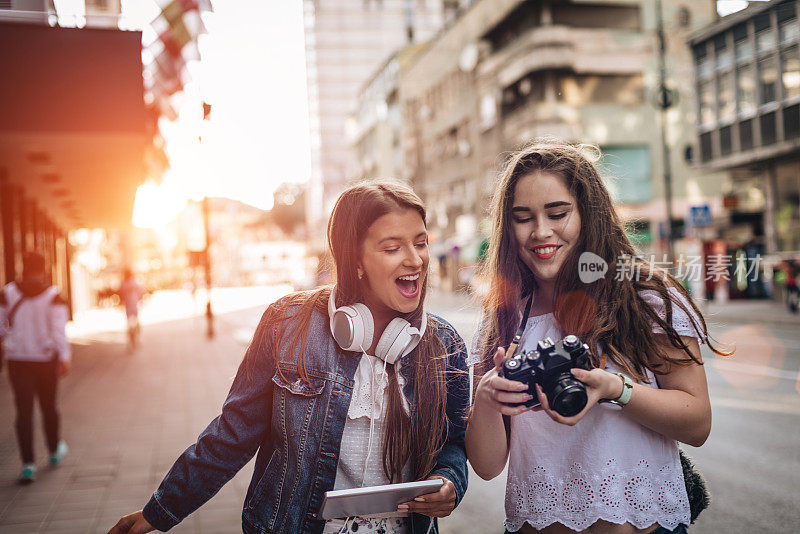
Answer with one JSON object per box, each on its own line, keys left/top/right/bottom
{"left": 396, "top": 476, "right": 456, "bottom": 517}
{"left": 533, "top": 368, "right": 623, "bottom": 426}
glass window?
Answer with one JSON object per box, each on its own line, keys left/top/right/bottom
{"left": 597, "top": 146, "right": 651, "bottom": 203}
{"left": 784, "top": 104, "right": 800, "bottom": 139}
{"left": 699, "top": 80, "right": 715, "bottom": 124}
{"left": 715, "top": 35, "right": 732, "bottom": 70}
{"left": 735, "top": 36, "right": 753, "bottom": 61}
{"left": 761, "top": 111, "right": 777, "bottom": 145}
{"left": 738, "top": 65, "right": 756, "bottom": 114}
{"left": 780, "top": 18, "right": 799, "bottom": 44}
{"left": 759, "top": 57, "right": 778, "bottom": 104}
{"left": 719, "top": 71, "right": 736, "bottom": 119}
{"left": 696, "top": 52, "right": 712, "bottom": 79}
{"left": 782, "top": 47, "right": 800, "bottom": 99}
{"left": 756, "top": 28, "right": 777, "bottom": 53}
{"left": 720, "top": 125, "right": 733, "bottom": 156}
{"left": 739, "top": 118, "right": 754, "bottom": 150}
{"left": 556, "top": 74, "right": 642, "bottom": 105}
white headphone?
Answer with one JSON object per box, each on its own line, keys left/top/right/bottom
{"left": 327, "top": 287, "right": 427, "bottom": 364}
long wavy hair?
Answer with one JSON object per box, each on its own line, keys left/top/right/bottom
{"left": 475, "top": 139, "right": 732, "bottom": 381}
{"left": 250, "top": 181, "right": 449, "bottom": 483}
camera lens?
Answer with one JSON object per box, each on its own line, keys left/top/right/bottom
{"left": 550, "top": 377, "right": 588, "bottom": 417}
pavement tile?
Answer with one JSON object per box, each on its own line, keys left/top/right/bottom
{"left": 0, "top": 523, "right": 44, "bottom": 534}
{"left": 40, "top": 517, "right": 95, "bottom": 533}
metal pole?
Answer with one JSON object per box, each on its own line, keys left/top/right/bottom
{"left": 656, "top": 0, "right": 675, "bottom": 261}
{"left": 203, "top": 196, "right": 214, "bottom": 339}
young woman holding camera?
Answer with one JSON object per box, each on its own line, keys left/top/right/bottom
{"left": 109, "top": 182, "right": 469, "bottom": 534}
{"left": 466, "top": 140, "right": 731, "bottom": 534}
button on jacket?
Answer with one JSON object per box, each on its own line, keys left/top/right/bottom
{"left": 142, "top": 300, "right": 469, "bottom": 534}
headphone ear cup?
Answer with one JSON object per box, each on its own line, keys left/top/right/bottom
{"left": 376, "top": 318, "right": 412, "bottom": 364}
{"left": 349, "top": 303, "right": 374, "bottom": 351}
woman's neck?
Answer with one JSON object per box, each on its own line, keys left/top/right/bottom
{"left": 531, "top": 281, "right": 556, "bottom": 315}
{"left": 363, "top": 300, "right": 399, "bottom": 356}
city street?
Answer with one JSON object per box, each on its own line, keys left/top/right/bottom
{"left": 1, "top": 286, "right": 799, "bottom": 533}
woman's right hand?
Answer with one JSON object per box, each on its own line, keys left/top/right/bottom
{"left": 107, "top": 511, "right": 154, "bottom": 534}
{"left": 473, "top": 346, "right": 534, "bottom": 416}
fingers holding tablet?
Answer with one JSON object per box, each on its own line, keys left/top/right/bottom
{"left": 396, "top": 476, "right": 456, "bottom": 518}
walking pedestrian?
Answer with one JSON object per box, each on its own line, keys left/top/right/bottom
{"left": 108, "top": 181, "right": 469, "bottom": 534}
{"left": 466, "top": 140, "right": 732, "bottom": 533}
{"left": 785, "top": 259, "right": 799, "bottom": 313}
{"left": 117, "top": 268, "right": 142, "bottom": 349}
{"left": 0, "top": 252, "right": 70, "bottom": 484}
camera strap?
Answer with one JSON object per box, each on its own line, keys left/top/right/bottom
{"left": 506, "top": 292, "right": 533, "bottom": 360}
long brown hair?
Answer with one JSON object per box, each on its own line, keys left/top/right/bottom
{"left": 476, "top": 139, "right": 732, "bottom": 381}
{"left": 251, "top": 181, "right": 449, "bottom": 482}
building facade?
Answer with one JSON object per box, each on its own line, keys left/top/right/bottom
{"left": 690, "top": 0, "right": 799, "bottom": 257}
{"left": 303, "top": 0, "right": 452, "bottom": 249}
{"left": 395, "top": 0, "right": 729, "bottom": 262}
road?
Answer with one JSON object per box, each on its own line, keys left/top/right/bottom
{"left": 0, "top": 286, "right": 797, "bottom": 533}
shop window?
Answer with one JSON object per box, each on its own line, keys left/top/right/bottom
{"left": 739, "top": 118, "right": 754, "bottom": 150}
{"left": 597, "top": 146, "right": 651, "bottom": 203}
{"left": 720, "top": 125, "right": 733, "bottom": 156}
{"left": 758, "top": 57, "right": 778, "bottom": 104}
{"left": 737, "top": 65, "right": 756, "bottom": 114}
{"left": 760, "top": 111, "right": 777, "bottom": 145}
{"left": 782, "top": 46, "right": 800, "bottom": 99}
{"left": 784, "top": 103, "right": 800, "bottom": 139}
{"left": 699, "top": 132, "right": 713, "bottom": 162}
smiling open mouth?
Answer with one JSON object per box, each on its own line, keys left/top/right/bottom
{"left": 395, "top": 273, "right": 420, "bottom": 298}
{"left": 532, "top": 245, "right": 561, "bottom": 259}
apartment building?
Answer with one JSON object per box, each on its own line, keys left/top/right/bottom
{"left": 397, "top": 0, "right": 727, "bottom": 258}
{"left": 690, "top": 0, "right": 799, "bottom": 255}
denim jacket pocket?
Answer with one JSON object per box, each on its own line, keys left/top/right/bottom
{"left": 272, "top": 371, "right": 326, "bottom": 397}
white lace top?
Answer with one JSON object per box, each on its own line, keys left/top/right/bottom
{"left": 323, "top": 354, "right": 411, "bottom": 534}
{"left": 468, "top": 288, "right": 703, "bottom": 532}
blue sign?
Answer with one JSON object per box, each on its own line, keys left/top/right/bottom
{"left": 689, "top": 205, "right": 712, "bottom": 228}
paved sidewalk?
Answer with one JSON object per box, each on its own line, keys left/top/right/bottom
{"left": 704, "top": 299, "right": 800, "bottom": 327}
{"left": 0, "top": 309, "right": 264, "bottom": 534}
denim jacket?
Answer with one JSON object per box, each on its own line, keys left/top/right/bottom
{"left": 142, "top": 299, "right": 470, "bottom": 533}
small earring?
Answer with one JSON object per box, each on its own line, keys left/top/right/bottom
{"left": 358, "top": 272, "right": 363, "bottom": 280}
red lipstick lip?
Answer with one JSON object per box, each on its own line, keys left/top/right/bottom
{"left": 531, "top": 244, "right": 561, "bottom": 260}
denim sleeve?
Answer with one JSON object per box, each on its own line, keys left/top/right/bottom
{"left": 429, "top": 320, "right": 470, "bottom": 508}
{"left": 142, "top": 308, "right": 276, "bottom": 531}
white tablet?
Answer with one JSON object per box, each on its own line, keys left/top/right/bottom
{"left": 320, "top": 479, "right": 444, "bottom": 520}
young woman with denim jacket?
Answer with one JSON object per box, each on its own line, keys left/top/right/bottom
{"left": 108, "top": 182, "right": 469, "bottom": 534}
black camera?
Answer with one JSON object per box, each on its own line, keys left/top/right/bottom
{"left": 500, "top": 335, "right": 591, "bottom": 417}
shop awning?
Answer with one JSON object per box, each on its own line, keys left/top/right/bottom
{"left": 0, "top": 22, "right": 147, "bottom": 230}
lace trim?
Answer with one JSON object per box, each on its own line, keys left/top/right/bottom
{"left": 347, "top": 355, "right": 409, "bottom": 420}
{"left": 639, "top": 288, "right": 706, "bottom": 344}
{"left": 504, "top": 459, "right": 690, "bottom": 532}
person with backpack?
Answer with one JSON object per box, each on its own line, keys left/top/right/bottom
{"left": 0, "top": 252, "right": 71, "bottom": 484}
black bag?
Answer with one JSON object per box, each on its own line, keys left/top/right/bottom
{"left": 679, "top": 448, "right": 710, "bottom": 523}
